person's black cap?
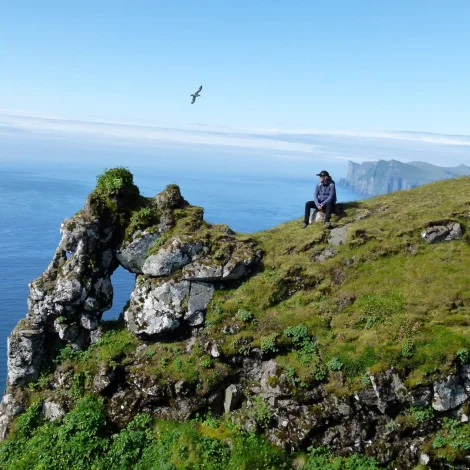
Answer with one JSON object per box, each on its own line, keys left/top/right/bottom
{"left": 316, "top": 170, "right": 330, "bottom": 177}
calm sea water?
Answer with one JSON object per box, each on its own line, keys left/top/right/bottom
{"left": 0, "top": 162, "right": 361, "bottom": 392}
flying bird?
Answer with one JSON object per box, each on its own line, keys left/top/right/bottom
{"left": 191, "top": 85, "right": 202, "bottom": 104}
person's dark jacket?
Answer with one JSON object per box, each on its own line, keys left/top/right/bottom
{"left": 314, "top": 178, "right": 336, "bottom": 207}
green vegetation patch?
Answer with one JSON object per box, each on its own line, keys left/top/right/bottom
{"left": 134, "top": 341, "right": 232, "bottom": 397}
{"left": 205, "top": 177, "right": 470, "bottom": 390}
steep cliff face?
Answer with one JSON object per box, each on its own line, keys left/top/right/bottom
{"left": 339, "top": 160, "right": 470, "bottom": 196}
{"left": 1, "top": 169, "right": 470, "bottom": 469}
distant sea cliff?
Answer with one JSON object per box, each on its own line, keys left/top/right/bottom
{"left": 338, "top": 159, "right": 470, "bottom": 196}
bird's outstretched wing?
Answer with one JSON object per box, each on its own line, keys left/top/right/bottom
{"left": 197, "top": 85, "right": 202, "bottom": 93}
{"left": 191, "top": 96, "right": 196, "bottom": 104}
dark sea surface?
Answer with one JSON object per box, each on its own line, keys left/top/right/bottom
{"left": 0, "top": 161, "right": 361, "bottom": 392}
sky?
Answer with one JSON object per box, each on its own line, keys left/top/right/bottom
{"left": 0, "top": 1, "right": 469, "bottom": 172}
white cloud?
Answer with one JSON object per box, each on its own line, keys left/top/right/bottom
{"left": 0, "top": 112, "right": 468, "bottom": 168}
{"left": 0, "top": 113, "right": 318, "bottom": 154}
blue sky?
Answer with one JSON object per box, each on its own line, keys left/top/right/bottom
{"left": 1, "top": 1, "right": 469, "bottom": 133}
{"left": 0, "top": 1, "right": 469, "bottom": 174}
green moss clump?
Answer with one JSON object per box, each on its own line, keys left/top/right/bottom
{"left": 85, "top": 167, "right": 143, "bottom": 230}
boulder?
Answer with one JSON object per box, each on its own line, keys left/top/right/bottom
{"left": 124, "top": 278, "right": 214, "bottom": 337}
{"left": 224, "top": 385, "right": 243, "bottom": 412}
{"left": 421, "top": 222, "right": 463, "bottom": 243}
{"left": 42, "top": 400, "right": 66, "bottom": 421}
{"left": 142, "top": 239, "right": 203, "bottom": 277}
{"left": 116, "top": 232, "right": 160, "bottom": 273}
{"left": 329, "top": 224, "right": 350, "bottom": 246}
{"left": 7, "top": 319, "right": 45, "bottom": 386}
{"left": 432, "top": 374, "right": 468, "bottom": 411}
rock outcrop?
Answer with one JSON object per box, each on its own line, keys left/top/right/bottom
{"left": 0, "top": 173, "right": 262, "bottom": 439}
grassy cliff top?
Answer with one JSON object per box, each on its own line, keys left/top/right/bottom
{"left": 204, "top": 176, "right": 470, "bottom": 391}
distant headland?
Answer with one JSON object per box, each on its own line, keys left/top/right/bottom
{"left": 338, "top": 160, "right": 470, "bottom": 196}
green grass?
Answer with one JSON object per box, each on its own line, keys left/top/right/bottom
{"left": 204, "top": 177, "right": 470, "bottom": 389}
{"left": 0, "top": 397, "right": 388, "bottom": 470}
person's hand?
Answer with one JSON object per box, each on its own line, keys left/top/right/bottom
{"left": 318, "top": 204, "right": 323, "bottom": 210}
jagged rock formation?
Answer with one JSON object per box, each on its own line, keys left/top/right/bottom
{"left": 0, "top": 171, "right": 261, "bottom": 439}
{"left": 339, "top": 159, "right": 470, "bottom": 196}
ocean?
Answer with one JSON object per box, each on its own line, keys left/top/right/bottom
{"left": 0, "top": 161, "right": 361, "bottom": 392}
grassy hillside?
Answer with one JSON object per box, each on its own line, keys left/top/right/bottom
{"left": 207, "top": 176, "right": 470, "bottom": 391}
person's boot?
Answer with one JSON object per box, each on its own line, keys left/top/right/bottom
{"left": 325, "top": 222, "right": 332, "bottom": 229}
{"left": 301, "top": 223, "right": 308, "bottom": 229}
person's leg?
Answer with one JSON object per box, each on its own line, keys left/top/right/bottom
{"left": 304, "top": 201, "right": 316, "bottom": 225}
{"left": 331, "top": 201, "right": 337, "bottom": 215}
{"left": 324, "top": 201, "right": 334, "bottom": 222}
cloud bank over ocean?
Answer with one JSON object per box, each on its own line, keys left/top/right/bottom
{"left": 0, "top": 112, "right": 468, "bottom": 173}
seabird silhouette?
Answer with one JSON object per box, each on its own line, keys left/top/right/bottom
{"left": 191, "top": 85, "right": 202, "bottom": 104}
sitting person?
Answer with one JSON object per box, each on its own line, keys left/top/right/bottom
{"left": 302, "top": 170, "right": 336, "bottom": 229}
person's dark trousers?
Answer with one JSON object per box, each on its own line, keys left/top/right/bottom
{"left": 304, "top": 201, "right": 317, "bottom": 225}
{"left": 304, "top": 200, "right": 336, "bottom": 224}
{"left": 323, "top": 200, "right": 336, "bottom": 222}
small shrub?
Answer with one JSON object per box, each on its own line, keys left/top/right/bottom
{"left": 173, "top": 358, "right": 183, "bottom": 372}
{"left": 248, "top": 396, "right": 272, "bottom": 429}
{"left": 260, "top": 334, "right": 279, "bottom": 354}
{"left": 432, "top": 418, "right": 470, "bottom": 462}
{"left": 456, "top": 348, "right": 470, "bottom": 364}
{"left": 409, "top": 406, "right": 434, "bottom": 423}
{"left": 128, "top": 205, "right": 160, "bottom": 233}
{"left": 401, "top": 338, "right": 414, "bottom": 358}
{"left": 200, "top": 357, "right": 212, "bottom": 369}
{"left": 285, "top": 365, "right": 301, "bottom": 387}
{"left": 327, "top": 357, "right": 343, "bottom": 371}
{"left": 361, "top": 374, "right": 371, "bottom": 385}
{"left": 96, "top": 167, "right": 134, "bottom": 193}
{"left": 283, "top": 324, "right": 309, "bottom": 346}
{"left": 236, "top": 309, "right": 254, "bottom": 323}
{"left": 385, "top": 421, "right": 396, "bottom": 432}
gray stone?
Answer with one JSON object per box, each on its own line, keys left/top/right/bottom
{"left": 419, "top": 453, "right": 430, "bottom": 465}
{"left": 90, "top": 329, "right": 102, "bottom": 344}
{"left": 409, "top": 386, "right": 432, "bottom": 407}
{"left": 0, "top": 394, "right": 25, "bottom": 440}
{"left": 432, "top": 374, "right": 468, "bottom": 411}
{"left": 80, "top": 313, "right": 99, "bottom": 331}
{"left": 125, "top": 278, "right": 214, "bottom": 336}
{"left": 125, "top": 278, "right": 189, "bottom": 336}
{"left": 182, "top": 263, "right": 223, "bottom": 281}
{"left": 185, "top": 282, "right": 214, "bottom": 325}
{"left": 222, "top": 258, "right": 250, "bottom": 280}
{"left": 421, "top": 223, "right": 463, "bottom": 243}
{"left": 7, "top": 321, "right": 45, "bottom": 386}
{"left": 259, "top": 359, "right": 282, "bottom": 399}
{"left": 224, "top": 385, "right": 243, "bottom": 412}
{"left": 461, "top": 364, "right": 470, "bottom": 393}
{"left": 42, "top": 400, "right": 65, "bottom": 421}
{"left": 185, "top": 336, "right": 197, "bottom": 354}
{"left": 210, "top": 343, "right": 221, "bottom": 358}
{"left": 315, "top": 247, "right": 337, "bottom": 262}
{"left": 329, "top": 224, "right": 350, "bottom": 246}
{"left": 117, "top": 232, "right": 159, "bottom": 273}
{"left": 175, "top": 380, "right": 192, "bottom": 397}
{"left": 142, "top": 239, "right": 203, "bottom": 277}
